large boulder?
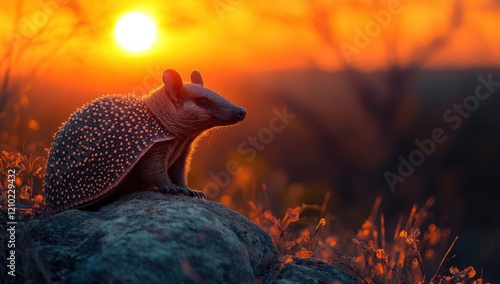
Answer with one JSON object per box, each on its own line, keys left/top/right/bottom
{"left": 2, "top": 191, "right": 357, "bottom": 283}
{"left": 13, "top": 192, "right": 278, "bottom": 283}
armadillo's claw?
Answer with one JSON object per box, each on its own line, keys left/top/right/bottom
{"left": 159, "top": 184, "right": 182, "bottom": 195}
{"left": 159, "top": 184, "right": 205, "bottom": 199}
{"left": 185, "top": 187, "right": 206, "bottom": 199}
{"left": 193, "top": 190, "right": 206, "bottom": 199}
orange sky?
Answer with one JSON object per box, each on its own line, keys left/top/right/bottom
{"left": 1, "top": 0, "right": 499, "bottom": 90}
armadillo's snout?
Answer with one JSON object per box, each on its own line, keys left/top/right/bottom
{"left": 235, "top": 107, "right": 246, "bottom": 121}
{"left": 217, "top": 106, "right": 246, "bottom": 126}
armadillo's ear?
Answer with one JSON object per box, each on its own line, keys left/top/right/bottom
{"left": 162, "top": 69, "right": 183, "bottom": 103}
{"left": 190, "top": 70, "right": 204, "bottom": 86}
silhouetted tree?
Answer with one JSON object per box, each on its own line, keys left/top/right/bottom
{"left": 0, "top": 0, "right": 106, "bottom": 151}
{"left": 256, "top": 0, "right": 464, "bottom": 217}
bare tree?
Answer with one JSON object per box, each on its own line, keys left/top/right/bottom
{"left": 0, "top": 0, "right": 106, "bottom": 151}
{"left": 258, "top": 0, "right": 463, "bottom": 206}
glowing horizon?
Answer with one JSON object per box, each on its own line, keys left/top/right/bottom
{"left": 1, "top": 0, "right": 499, "bottom": 80}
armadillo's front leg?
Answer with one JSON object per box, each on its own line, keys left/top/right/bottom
{"left": 165, "top": 149, "right": 205, "bottom": 199}
{"left": 141, "top": 142, "right": 205, "bottom": 199}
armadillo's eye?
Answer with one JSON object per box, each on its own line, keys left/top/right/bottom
{"left": 195, "top": 98, "right": 211, "bottom": 108}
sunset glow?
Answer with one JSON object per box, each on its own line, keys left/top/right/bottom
{"left": 114, "top": 12, "right": 157, "bottom": 52}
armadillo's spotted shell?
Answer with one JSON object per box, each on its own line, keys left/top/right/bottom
{"left": 44, "top": 94, "right": 173, "bottom": 213}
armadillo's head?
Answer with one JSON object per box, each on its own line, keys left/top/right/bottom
{"left": 150, "top": 69, "right": 246, "bottom": 137}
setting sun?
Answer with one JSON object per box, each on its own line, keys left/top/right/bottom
{"left": 115, "top": 12, "right": 157, "bottom": 52}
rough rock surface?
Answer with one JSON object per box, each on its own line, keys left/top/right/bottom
{"left": 276, "top": 257, "right": 358, "bottom": 284}
{"left": 5, "top": 191, "right": 357, "bottom": 283}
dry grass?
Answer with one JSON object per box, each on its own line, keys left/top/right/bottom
{"left": 0, "top": 150, "right": 52, "bottom": 282}
{"left": 0, "top": 150, "right": 491, "bottom": 283}
{"left": 247, "top": 193, "right": 489, "bottom": 284}
{"left": 0, "top": 150, "right": 46, "bottom": 218}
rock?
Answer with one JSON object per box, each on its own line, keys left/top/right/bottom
{"left": 13, "top": 192, "right": 278, "bottom": 283}
{"left": 3, "top": 191, "right": 357, "bottom": 284}
{"left": 276, "top": 257, "right": 358, "bottom": 284}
